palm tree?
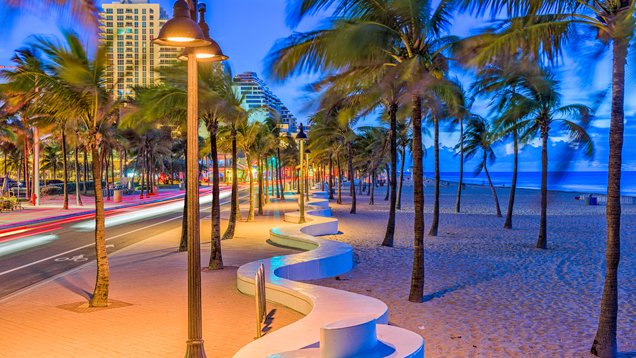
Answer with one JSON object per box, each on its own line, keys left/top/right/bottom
{"left": 457, "top": 3, "right": 632, "bottom": 352}
{"left": 236, "top": 119, "right": 264, "bottom": 222}
{"left": 472, "top": 58, "right": 541, "bottom": 229}
{"left": 4, "top": 32, "right": 121, "bottom": 307}
{"left": 41, "top": 143, "right": 61, "bottom": 180}
{"left": 460, "top": 117, "right": 502, "bottom": 217}
{"left": 512, "top": 70, "right": 594, "bottom": 249}
{"left": 276, "top": 0, "right": 458, "bottom": 302}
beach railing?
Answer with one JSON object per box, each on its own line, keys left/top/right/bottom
{"left": 254, "top": 263, "right": 266, "bottom": 338}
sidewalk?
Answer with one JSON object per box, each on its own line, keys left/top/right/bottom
{"left": 0, "top": 198, "right": 305, "bottom": 358}
{"left": 0, "top": 186, "right": 229, "bottom": 229}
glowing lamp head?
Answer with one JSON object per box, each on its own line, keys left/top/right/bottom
{"left": 151, "top": 0, "right": 210, "bottom": 48}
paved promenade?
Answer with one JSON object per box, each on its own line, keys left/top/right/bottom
{"left": 0, "top": 198, "right": 305, "bottom": 358}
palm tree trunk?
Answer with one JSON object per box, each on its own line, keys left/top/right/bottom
{"left": 455, "top": 119, "right": 464, "bottom": 213}
{"left": 208, "top": 121, "right": 223, "bottom": 270}
{"left": 75, "top": 136, "right": 83, "bottom": 207}
{"left": 246, "top": 152, "right": 255, "bottom": 222}
{"left": 348, "top": 142, "right": 356, "bottom": 214}
{"left": 483, "top": 153, "right": 502, "bottom": 217}
{"left": 409, "top": 93, "right": 425, "bottom": 303}
{"left": 328, "top": 150, "right": 334, "bottom": 200}
{"left": 139, "top": 147, "right": 145, "bottom": 199}
{"left": 222, "top": 128, "right": 238, "bottom": 240}
{"left": 591, "top": 39, "right": 627, "bottom": 358}
{"left": 384, "top": 164, "right": 390, "bottom": 201}
{"left": 429, "top": 117, "right": 440, "bottom": 236}
{"left": 274, "top": 157, "right": 280, "bottom": 198}
{"left": 104, "top": 148, "right": 110, "bottom": 201}
{"left": 337, "top": 155, "right": 342, "bottom": 204}
{"left": 369, "top": 170, "right": 375, "bottom": 205}
{"left": 277, "top": 147, "right": 285, "bottom": 200}
{"left": 384, "top": 104, "right": 399, "bottom": 248}
{"left": 61, "top": 124, "right": 69, "bottom": 209}
{"left": 536, "top": 128, "right": 548, "bottom": 249}
{"left": 257, "top": 156, "right": 264, "bottom": 216}
{"left": 264, "top": 158, "right": 270, "bottom": 204}
{"left": 89, "top": 144, "right": 109, "bottom": 307}
{"left": 110, "top": 147, "right": 115, "bottom": 190}
{"left": 83, "top": 149, "right": 88, "bottom": 194}
{"left": 179, "top": 147, "right": 188, "bottom": 252}
{"left": 504, "top": 130, "right": 518, "bottom": 229}
{"left": 24, "top": 143, "right": 30, "bottom": 200}
{"left": 397, "top": 146, "right": 406, "bottom": 209}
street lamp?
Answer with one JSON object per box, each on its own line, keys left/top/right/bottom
{"left": 152, "top": 1, "right": 226, "bottom": 357}
{"left": 304, "top": 149, "right": 311, "bottom": 201}
{"left": 296, "top": 123, "right": 308, "bottom": 223}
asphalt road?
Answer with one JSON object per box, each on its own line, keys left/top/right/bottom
{"left": 0, "top": 188, "right": 249, "bottom": 299}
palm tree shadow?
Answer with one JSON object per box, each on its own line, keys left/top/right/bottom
{"left": 56, "top": 276, "right": 92, "bottom": 300}
{"left": 422, "top": 269, "right": 513, "bottom": 303}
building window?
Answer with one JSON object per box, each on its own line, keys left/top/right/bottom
{"left": 134, "top": 22, "right": 138, "bottom": 27}
{"left": 149, "top": 15, "right": 154, "bottom": 20}
{"left": 117, "top": 66, "right": 124, "bottom": 71}
{"left": 106, "top": 15, "right": 113, "bottom": 20}
{"left": 149, "top": 22, "right": 154, "bottom": 27}
{"left": 125, "top": 15, "right": 132, "bottom": 20}
{"left": 117, "top": 28, "right": 124, "bottom": 34}
{"left": 117, "top": 60, "right": 124, "bottom": 65}
{"left": 142, "top": 15, "right": 146, "bottom": 21}
{"left": 118, "top": 72, "right": 124, "bottom": 77}
{"left": 126, "top": 78, "right": 132, "bottom": 83}
{"left": 107, "top": 47, "right": 113, "bottom": 53}
{"left": 149, "top": 8, "right": 153, "bottom": 13}
{"left": 117, "top": 9, "right": 123, "bottom": 14}
{"left": 142, "top": 35, "right": 146, "bottom": 41}
{"left": 149, "top": 29, "right": 154, "bottom": 34}
{"left": 117, "top": 54, "right": 124, "bottom": 59}
{"left": 117, "top": 15, "right": 123, "bottom": 20}
{"left": 134, "top": 29, "right": 138, "bottom": 34}
{"left": 125, "top": 9, "right": 132, "bottom": 13}
{"left": 125, "top": 22, "right": 132, "bottom": 26}
{"left": 118, "top": 41, "right": 124, "bottom": 47}
{"left": 142, "top": 8, "right": 146, "bottom": 14}
{"left": 143, "top": 78, "right": 147, "bottom": 84}
{"left": 134, "top": 9, "right": 138, "bottom": 14}
{"left": 106, "top": 28, "right": 113, "bottom": 34}
{"left": 134, "top": 15, "right": 138, "bottom": 21}
{"left": 118, "top": 84, "right": 124, "bottom": 89}
{"left": 106, "top": 8, "right": 113, "bottom": 14}
{"left": 106, "top": 22, "right": 113, "bottom": 27}
{"left": 135, "top": 78, "right": 139, "bottom": 83}
{"left": 117, "top": 35, "right": 124, "bottom": 40}
{"left": 117, "top": 22, "right": 123, "bottom": 27}
{"left": 142, "top": 70, "right": 146, "bottom": 76}
{"left": 142, "top": 29, "right": 146, "bottom": 34}
{"left": 142, "top": 22, "right": 146, "bottom": 27}
{"left": 117, "top": 47, "right": 124, "bottom": 53}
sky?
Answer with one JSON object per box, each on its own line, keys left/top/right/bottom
{"left": 0, "top": 0, "right": 634, "bottom": 173}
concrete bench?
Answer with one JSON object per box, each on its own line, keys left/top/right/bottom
{"left": 234, "top": 190, "right": 423, "bottom": 358}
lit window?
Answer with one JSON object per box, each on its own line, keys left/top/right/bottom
{"left": 117, "top": 28, "right": 124, "bottom": 34}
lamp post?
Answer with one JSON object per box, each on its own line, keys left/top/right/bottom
{"left": 152, "top": 2, "right": 226, "bottom": 357}
{"left": 295, "top": 124, "right": 308, "bottom": 223}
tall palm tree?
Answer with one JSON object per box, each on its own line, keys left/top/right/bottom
{"left": 472, "top": 58, "right": 541, "bottom": 229}
{"left": 460, "top": 117, "right": 502, "bottom": 217}
{"left": 275, "top": 0, "right": 458, "bottom": 302}
{"left": 4, "top": 32, "right": 122, "bottom": 307}
{"left": 512, "top": 70, "right": 594, "bottom": 249}
{"left": 457, "top": 2, "right": 633, "bottom": 352}
{"left": 41, "top": 143, "right": 61, "bottom": 180}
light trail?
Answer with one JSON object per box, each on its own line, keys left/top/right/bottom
{"left": 0, "top": 193, "right": 248, "bottom": 277}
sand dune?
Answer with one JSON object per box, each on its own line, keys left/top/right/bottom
{"left": 305, "top": 183, "right": 635, "bottom": 357}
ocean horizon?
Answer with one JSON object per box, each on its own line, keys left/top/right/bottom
{"left": 417, "top": 171, "right": 636, "bottom": 196}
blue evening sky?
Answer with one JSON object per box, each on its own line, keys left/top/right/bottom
{"left": 1, "top": 0, "right": 634, "bottom": 173}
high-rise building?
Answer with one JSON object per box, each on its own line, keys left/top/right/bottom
{"left": 99, "top": 0, "right": 181, "bottom": 98}
{"left": 233, "top": 72, "right": 298, "bottom": 134}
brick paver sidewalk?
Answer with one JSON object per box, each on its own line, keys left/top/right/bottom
{"left": 0, "top": 198, "right": 305, "bottom": 358}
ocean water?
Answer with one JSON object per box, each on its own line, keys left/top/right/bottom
{"left": 420, "top": 171, "right": 636, "bottom": 195}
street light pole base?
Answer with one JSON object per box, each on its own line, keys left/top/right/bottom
{"left": 185, "top": 339, "right": 207, "bottom": 358}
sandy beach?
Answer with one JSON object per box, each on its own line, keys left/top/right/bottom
{"left": 304, "top": 182, "right": 635, "bottom": 357}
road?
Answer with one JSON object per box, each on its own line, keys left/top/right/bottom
{"left": 0, "top": 187, "right": 248, "bottom": 299}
